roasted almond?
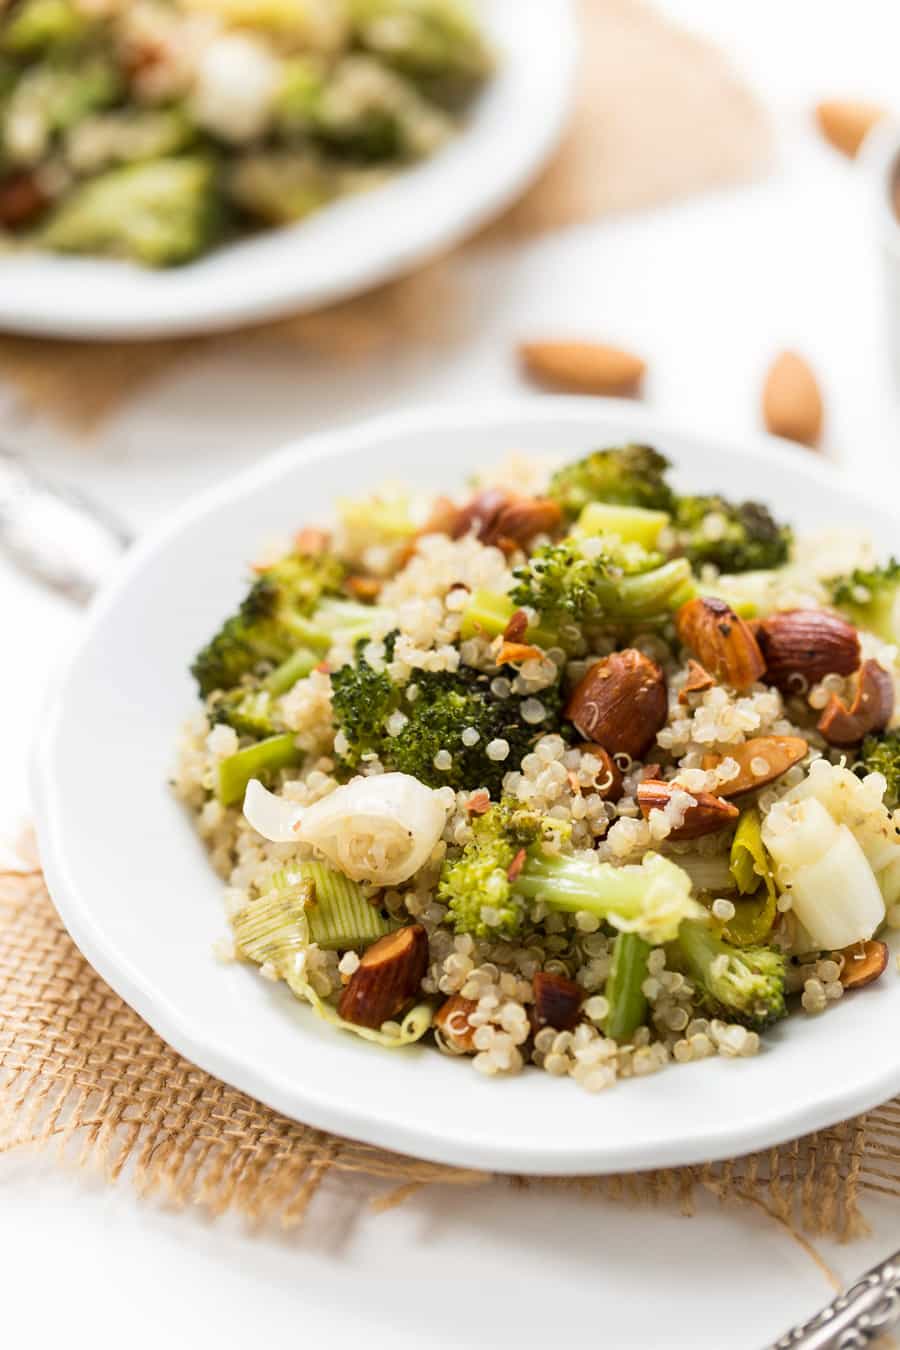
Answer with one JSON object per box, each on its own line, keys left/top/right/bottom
{"left": 701, "top": 735, "right": 808, "bottom": 796}
{"left": 576, "top": 742, "right": 624, "bottom": 800}
{"left": 345, "top": 574, "right": 382, "bottom": 601}
{"left": 818, "top": 659, "right": 895, "bottom": 747}
{"left": 762, "top": 350, "right": 824, "bottom": 448}
{"left": 0, "top": 171, "right": 47, "bottom": 227}
{"left": 565, "top": 649, "right": 667, "bottom": 760}
{"left": 518, "top": 340, "right": 645, "bottom": 396}
{"left": 337, "top": 925, "right": 428, "bottom": 1029}
{"left": 532, "top": 971, "right": 583, "bottom": 1031}
{"left": 678, "top": 658, "right": 716, "bottom": 704}
{"left": 637, "top": 780, "right": 739, "bottom": 840}
{"left": 757, "top": 609, "right": 860, "bottom": 692}
{"left": 839, "top": 939, "right": 889, "bottom": 990}
{"left": 816, "top": 99, "right": 885, "bottom": 158}
{"left": 294, "top": 526, "right": 332, "bottom": 555}
{"left": 434, "top": 995, "right": 478, "bottom": 1053}
{"left": 420, "top": 494, "right": 463, "bottom": 537}
{"left": 453, "top": 488, "right": 561, "bottom": 551}
{"left": 676, "top": 597, "right": 766, "bottom": 693}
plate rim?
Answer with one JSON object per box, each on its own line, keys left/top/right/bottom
{"left": 31, "top": 396, "right": 900, "bottom": 1174}
{"left": 0, "top": 0, "right": 577, "bottom": 340}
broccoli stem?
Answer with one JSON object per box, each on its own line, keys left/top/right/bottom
{"left": 604, "top": 932, "right": 650, "bottom": 1041}
{"left": 574, "top": 502, "right": 670, "bottom": 549}
{"left": 217, "top": 733, "right": 302, "bottom": 807}
{"left": 610, "top": 557, "right": 696, "bottom": 617}
{"left": 458, "top": 589, "right": 558, "bottom": 648}
{"left": 263, "top": 646, "right": 320, "bottom": 696}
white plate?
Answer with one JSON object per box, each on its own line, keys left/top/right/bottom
{"left": 32, "top": 398, "right": 900, "bottom": 1174}
{"left": 0, "top": 0, "right": 575, "bottom": 340}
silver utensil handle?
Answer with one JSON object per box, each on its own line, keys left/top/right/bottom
{"left": 770, "top": 1252, "right": 900, "bottom": 1348}
{"left": 0, "top": 448, "right": 131, "bottom": 604}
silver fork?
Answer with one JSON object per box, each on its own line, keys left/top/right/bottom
{"left": 769, "top": 1253, "right": 900, "bottom": 1347}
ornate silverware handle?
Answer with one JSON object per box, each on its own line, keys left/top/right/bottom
{"left": 0, "top": 447, "right": 131, "bottom": 604}
{"left": 770, "top": 1251, "right": 900, "bottom": 1348}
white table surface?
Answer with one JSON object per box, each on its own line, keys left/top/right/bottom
{"left": 4, "top": 3, "right": 900, "bottom": 1346}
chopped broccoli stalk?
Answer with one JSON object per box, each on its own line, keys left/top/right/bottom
{"left": 0, "top": 0, "right": 90, "bottom": 54}
{"left": 330, "top": 638, "right": 563, "bottom": 793}
{"left": 216, "top": 733, "right": 301, "bottom": 807}
{"left": 269, "top": 863, "right": 392, "bottom": 950}
{"left": 672, "top": 495, "right": 793, "bottom": 574}
{"left": 858, "top": 729, "right": 900, "bottom": 809}
{"left": 604, "top": 933, "right": 650, "bottom": 1042}
{"left": 457, "top": 589, "right": 557, "bottom": 648}
{"left": 274, "top": 57, "right": 327, "bottom": 134}
{"left": 337, "top": 485, "right": 419, "bottom": 541}
{"left": 829, "top": 559, "right": 900, "bottom": 643}
{"left": 510, "top": 539, "right": 695, "bottom": 631}
{"left": 38, "top": 156, "right": 223, "bottom": 266}
{"left": 516, "top": 851, "right": 703, "bottom": 946}
{"left": 573, "top": 501, "right": 671, "bottom": 549}
{"left": 547, "top": 445, "right": 676, "bottom": 521}
{"left": 676, "top": 919, "right": 786, "bottom": 1030}
{"left": 191, "top": 552, "right": 347, "bottom": 696}
{"left": 212, "top": 645, "right": 320, "bottom": 738}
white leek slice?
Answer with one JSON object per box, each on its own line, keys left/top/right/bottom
{"left": 244, "top": 772, "right": 448, "bottom": 886}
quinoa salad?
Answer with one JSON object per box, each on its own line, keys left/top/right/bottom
{"left": 0, "top": 0, "right": 491, "bottom": 265}
{"left": 174, "top": 444, "right": 900, "bottom": 1092}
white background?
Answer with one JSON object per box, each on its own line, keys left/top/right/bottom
{"left": 4, "top": 2, "right": 900, "bottom": 1345}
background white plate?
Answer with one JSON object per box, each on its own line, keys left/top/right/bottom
{"left": 32, "top": 399, "right": 900, "bottom": 1174}
{"left": 0, "top": 0, "right": 576, "bottom": 340}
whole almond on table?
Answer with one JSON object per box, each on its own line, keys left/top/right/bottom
{"left": 702, "top": 735, "right": 808, "bottom": 796}
{"left": 637, "top": 780, "right": 739, "bottom": 840}
{"left": 565, "top": 649, "right": 667, "bottom": 760}
{"left": 816, "top": 99, "right": 885, "bottom": 158}
{"left": 675, "top": 597, "right": 766, "bottom": 693}
{"left": 518, "top": 341, "right": 645, "bottom": 396}
{"left": 762, "top": 351, "right": 824, "bottom": 448}
{"left": 757, "top": 609, "right": 861, "bottom": 692}
{"left": 338, "top": 925, "right": 428, "bottom": 1028}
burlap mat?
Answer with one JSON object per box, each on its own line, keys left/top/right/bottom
{"left": 4, "top": 862, "right": 900, "bottom": 1240}
{"left": 0, "top": 0, "right": 772, "bottom": 430}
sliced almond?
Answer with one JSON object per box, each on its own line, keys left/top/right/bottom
{"left": 762, "top": 350, "right": 824, "bottom": 448}
{"left": 816, "top": 99, "right": 885, "bottom": 158}
{"left": 818, "top": 659, "right": 895, "bottom": 747}
{"left": 497, "top": 640, "right": 543, "bottom": 666}
{"left": 518, "top": 340, "right": 645, "bottom": 396}
{"left": 565, "top": 649, "right": 667, "bottom": 760}
{"left": 839, "top": 939, "right": 889, "bottom": 990}
{"left": 454, "top": 488, "right": 562, "bottom": 551}
{"left": 434, "top": 995, "right": 478, "bottom": 1053}
{"left": 701, "top": 735, "right": 808, "bottom": 796}
{"left": 637, "top": 780, "right": 738, "bottom": 840}
{"left": 466, "top": 789, "right": 491, "bottom": 816}
{"left": 678, "top": 659, "right": 716, "bottom": 704}
{"left": 532, "top": 971, "right": 583, "bottom": 1031}
{"left": 757, "top": 609, "right": 860, "bottom": 692}
{"left": 676, "top": 597, "right": 766, "bottom": 693}
{"left": 337, "top": 925, "right": 428, "bottom": 1029}
{"left": 503, "top": 608, "right": 529, "bottom": 643}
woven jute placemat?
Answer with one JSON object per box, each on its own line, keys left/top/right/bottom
{"left": 3, "top": 861, "right": 900, "bottom": 1239}
{"left": 0, "top": 0, "right": 772, "bottom": 430}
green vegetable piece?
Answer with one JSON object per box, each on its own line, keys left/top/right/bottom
{"left": 216, "top": 733, "right": 301, "bottom": 807}
{"left": 604, "top": 932, "right": 650, "bottom": 1042}
{"left": 231, "top": 885, "right": 312, "bottom": 969}
{"left": 228, "top": 152, "right": 336, "bottom": 225}
{"left": 574, "top": 501, "right": 670, "bottom": 550}
{"left": 212, "top": 646, "right": 320, "bottom": 739}
{"left": 672, "top": 495, "right": 792, "bottom": 575}
{"left": 829, "top": 558, "right": 900, "bottom": 644}
{"left": 351, "top": 0, "right": 493, "bottom": 84}
{"left": 0, "top": 0, "right": 89, "bottom": 54}
{"left": 39, "top": 157, "right": 223, "bottom": 266}
{"left": 274, "top": 57, "right": 326, "bottom": 132}
{"left": 729, "top": 808, "right": 775, "bottom": 899}
{"left": 858, "top": 728, "right": 900, "bottom": 809}
{"left": 271, "top": 862, "right": 392, "bottom": 950}
{"left": 457, "top": 589, "right": 556, "bottom": 648}
{"left": 548, "top": 444, "right": 676, "bottom": 521}
{"left": 676, "top": 919, "right": 785, "bottom": 1030}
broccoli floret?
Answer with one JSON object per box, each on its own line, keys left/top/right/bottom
{"left": 352, "top": 0, "right": 493, "bottom": 88}
{"left": 330, "top": 640, "right": 563, "bottom": 794}
{"left": 547, "top": 445, "right": 676, "bottom": 522}
{"left": 0, "top": 0, "right": 91, "bottom": 55}
{"left": 211, "top": 646, "right": 322, "bottom": 738}
{"left": 828, "top": 559, "right": 900, "bottom": 643}
{"left": 192, "top": 552, "right": 348, "bottom": 697}
{"left": 440, "top": 814, "right": 703, "bottom": 942}
{"left": 676, "top": 919, "right": 786, "bottom": 1031}
{"left": 509, "top": 538, "right": 695, "bottom": 634}
{"left": 38, "top": 157, "right": 224, "bottom": 266}
{"left": 858, "top": 729, "right": 900, "bottom": 809}
{"left": 673, "top": 495, "right": 793, "bottom": 574}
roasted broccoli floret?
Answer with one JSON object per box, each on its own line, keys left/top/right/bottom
{"left": 352, "top": 0, "right": 493, "bottom": 90}
{"left": 439, "top": 810, "right": 702, "bottom": 942}
{"left": 0, "top": 0, "right": 91, "bottom": 54}
{"left": 828, "top": 559, "right": 900, "bottom": 643}
{"left": 330, "top": 639, "right": 563, "bottom": 794}
{"left": 857, "top": 729, "right": 900, "bottom": 809}
{"left": 672, "top": 495, "right": 793, "bottom": 574}
{"left": 192, "top": 552, "right": 349, "bottom": 697}
{"left": 38, "top": 156, "right": 223, "bottom": 265}
{"left": 676, "top": 919, "right": 786, "bottom": 1031}
{"left": 509, "top": 538, "right": 695, "bottom": 632}
{"left": 547, "top": 445, "right": 676, "bottom": 522}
